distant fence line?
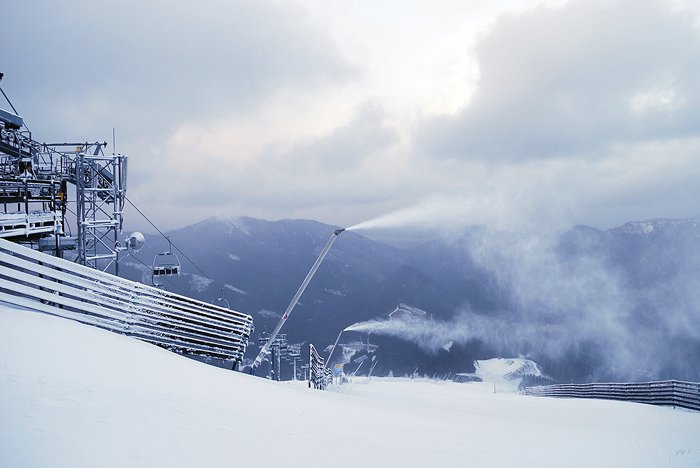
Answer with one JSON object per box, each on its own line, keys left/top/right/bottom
{"left": 0, "top": 237, "right": 254, "bottom": 366}
{"left": 309, "top": 343, "right": 332, "bottom": 390}
{"left": 524, "top": 380, "right": 700, "bottom": 411}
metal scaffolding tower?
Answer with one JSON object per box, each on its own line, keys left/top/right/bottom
{"left": 74, "top": 148, "right": 127, "bottom": 273}
{"left": 0, "top": 97, "right": 128, "bottom": 274}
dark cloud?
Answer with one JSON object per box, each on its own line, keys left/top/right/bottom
{"left": 1, "top": 0, "right": 354, "bottom": 143}
{"left": 420, "top": 0, "right": 700, "bottom": 161}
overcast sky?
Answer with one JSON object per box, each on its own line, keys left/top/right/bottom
{"left": 3, "top": 0, "right": 700, "bottom": 234}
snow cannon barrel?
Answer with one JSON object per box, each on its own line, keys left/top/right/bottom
{"left": 250, "top": 227, "right": 346, "bottom": 371}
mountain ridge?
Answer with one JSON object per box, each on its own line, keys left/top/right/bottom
{"left": 120, "top": 214, "right": 700, "bottom": 382}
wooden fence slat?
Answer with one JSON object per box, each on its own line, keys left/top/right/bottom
{"left": 524, "top": 380, "right": 700, "bottom": 411}
{"left": 0, "top": 238, "right": 254, "bottom": 365}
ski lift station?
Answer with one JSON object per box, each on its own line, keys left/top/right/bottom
{"left": 0, "top": 73, "right": 340, "bottom": 386}
{"left": 0, "top": 75, "right": 254, "bottom": 371}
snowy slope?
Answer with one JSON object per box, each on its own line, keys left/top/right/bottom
{"left": 1, "top": 307, "right": 698, "bottom": 468}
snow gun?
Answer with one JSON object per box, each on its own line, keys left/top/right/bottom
{"left": 249, "top": 228, "right": 345, "bottom": 373}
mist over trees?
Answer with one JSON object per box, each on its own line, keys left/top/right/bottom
{"left": 119, "top": 216, "right": 700, "bottom": 383}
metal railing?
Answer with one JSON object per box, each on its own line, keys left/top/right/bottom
{"left": 309, "top": 343, "right": 333, "bottom": 390}
{"left": 0, "top": 237, "right": 254, "bottom": 366}
{"left": 524, "top": 380, "right": 700, "bottom": 411}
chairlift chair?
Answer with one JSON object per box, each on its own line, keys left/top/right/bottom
{"left": 152, "top": 238, "right": 181, "bottom": 283}
{"left": 212, "top": 288, "right": 230, "bottom": 309}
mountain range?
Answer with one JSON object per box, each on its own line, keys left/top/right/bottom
{"left": 119, "top": 215, "right": 700, "bottom": 383}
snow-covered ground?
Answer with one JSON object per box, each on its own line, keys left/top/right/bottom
{"left": 1, "top": 306, "right": 698, "bottom": 467}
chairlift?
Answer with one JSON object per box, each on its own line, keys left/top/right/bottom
{"left": 152, "top": 237, "right": 181, "bottom": 281}
{"left": 212, "top": 288, "right": 230, "bottom": 309}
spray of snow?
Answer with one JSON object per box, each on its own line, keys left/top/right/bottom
{"left": 340, "top": 346, "right": 357, "bottom": 368}
{"left": 224, "top": 284, "right": 248, "bottom": 296}
{"left": 346, "top": 196, "right": 482, "bottom": 232}
{"left": 210, "top": 216, "right": 252, "bottom": 236}
{"left": 324, "top": 288, "right": 346, "bottom": 297}
{"left": 188, "top": 274, "right": 213, "bottom": 293}
{"left": 345, "top": 188, "right": 575, "bottom": 233}
{"left": 344, "top": 312, "right": 564, "bottom": 356}
{"left": 346, "top": 224, "right": 700, "bottom": 381}
{"left": 257, "top": 309, "right": 280, "bottom": 319}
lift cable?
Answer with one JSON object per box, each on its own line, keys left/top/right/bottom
{"left": 0, "top": 77, "right": 30, "bottom": 132}
{"left": 124, "top": 195, "right": 214, "bottom": 282}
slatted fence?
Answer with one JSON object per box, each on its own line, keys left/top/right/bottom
{"left": 309, "top": 343, "right": 333, "bottom": 390}
{"left": 524, "top": 380, "right": 700, "bottom": 411}
{"left": 0, "top": 237, "right": 254, "bottom": 366}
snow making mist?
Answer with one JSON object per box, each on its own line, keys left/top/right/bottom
{"left": 346, "top": 193, "right": 567, "bottom": 234}
{"left": 346, "top": 197, "right": 482, "bottom": 233}
{"left": 343, "top": 223, "right": 700, "bottom": 382}
{"left": 344, "top": 312, "right": 569, "bottom": 356}
{"left": 346, "top": 194, "right": 700, "bottom": 382}
{"left": 343, "top": 317, "right": 458, "bottom": 353}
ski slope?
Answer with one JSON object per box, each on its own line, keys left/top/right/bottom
{"left": 1, "top": 306, "right": 698, "bottom": 467}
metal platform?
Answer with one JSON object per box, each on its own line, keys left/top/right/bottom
{"left": 0, "top": 210, "right": 59, "bottom": 238}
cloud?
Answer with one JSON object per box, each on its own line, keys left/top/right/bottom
{"left": 4, "top": 0, "right": 699, "bottom": 233}
{"left": 125, "top": 101, "right": 406, "bottom": 229}
{"left": 1, "top": 0, "right": 355, "bottom": 142}
{"left": 346, "top": 131, "right": 700, "bottom": 235}
{"left": 261, "top": 101, "right": 400, "bottom": 172}
{"left": 420, "top": 0, "right": 700, "bottom": 161}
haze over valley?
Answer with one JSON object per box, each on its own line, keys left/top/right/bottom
{"left": 120, "top": 214, "right": 700, "bottom": 383}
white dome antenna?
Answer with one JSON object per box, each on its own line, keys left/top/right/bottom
{"left": 126, "top": 232, "right": 145, "bottom": 252}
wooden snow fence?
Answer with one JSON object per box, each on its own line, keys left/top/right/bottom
{"left": 524, "top": 380, "right": 700, "bottom": 411}
{"left": 0, "top": 237, "right": 254, "bottom": 366}
{"left": 309, "top": 343, "right": 333, "bottom": 390}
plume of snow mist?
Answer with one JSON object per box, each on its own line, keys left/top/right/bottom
{"left": 460, "top": 227, "right": 700, "bottom": 381}
{"left": 344, "top": 313, "right": 566, "bottom": 356}
{"left": 346, "top": 192, "right": 572, "bottom": 233}
{"left": 340, "top": 346, "right": 357, "bottom": 367}
{"left": 346, "top": 197, "right": 481, "bottom": 232}
{"left": 346, "top": 223, "right": 700, "bottom": 382}
{"left": 344, "top": 317, "right": 456, "bottom": 354}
